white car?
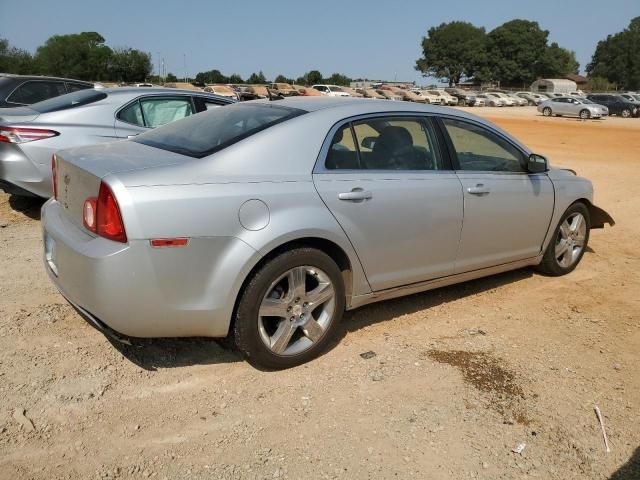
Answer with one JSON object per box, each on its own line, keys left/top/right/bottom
{"left": 312, "top": 85, "right": 350, "bottom": 97}
{"left": 426, "top": 90, "right": 457, "bottom": 106}
{"left": 476, "top": 93, "right": 505, "bottom": 107}
{"left": 486, "top": 92, "right": 516, "bottom": 106}
{"left": 411, "top": 90, "right": 441, "bottom": 104}
{"left": 504, "top": 93, "right": 528, "bottom": 106}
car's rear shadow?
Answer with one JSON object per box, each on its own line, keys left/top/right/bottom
{"left": 8, "top": 194, "right": 44, "bottom": 220}
{"left": 108, "top": 267, "right": 537, "bottom": 371}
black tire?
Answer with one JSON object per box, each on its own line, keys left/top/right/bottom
{"left": 579, "top": 109, "right": 590, "bottom": 120}
{"left": 542, "top": 107, "right": 552, "bottom": 116}
{"left": 234, "top": 248, "right": 345, "bottom": 369}
{"left": 536, "top": 202, "right": 590, "bottom": 276}
{"left": 621, "top": 108, "right": 631, "bottom": 118}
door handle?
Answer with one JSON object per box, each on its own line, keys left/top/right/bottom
{"left": 127, "top": 134, "right": 139, "bottom": 139}
{"left": 338, "top": 189, "right": 373, "bottom": 201}
{"left": 467, "top": 184, "right": 490, "bottom": 195}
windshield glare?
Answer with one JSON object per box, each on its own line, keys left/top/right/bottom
{"left": 133, "top": 103, "right": 305, "bottom": 158}
{"left": 30, "top": 89, "right": 108, "bottom": 113}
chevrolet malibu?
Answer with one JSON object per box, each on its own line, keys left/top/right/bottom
{"left": 42, "top": 98, "right": 614, "bottom": 369}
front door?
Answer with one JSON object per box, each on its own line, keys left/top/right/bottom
{"left": 313, "top": 116, "right": 463, "bottom": 291}
{"left": 440, "top": 118, "right": 554, "bottom": 273}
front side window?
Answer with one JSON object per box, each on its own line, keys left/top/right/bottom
{"left": 7, "top": 81, "right": 66, "bottom": 105}
{"left": 326, "top": 117, "right": 442, "bottom": 170}
{"left": 140, "top": 97, "right": 194, "bottom": 128}
{"left": 442, "top": 118, "right": 525, "bottom": 173}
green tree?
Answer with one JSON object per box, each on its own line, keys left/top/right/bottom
{"left": 274, "top": 74, "right": 293, "bottom": 84}
{"left": 304, "top": 70, "right": 323, "bottom": 85}
{"left": 587, "top": 17, "right": 640, "bottom": 90}
{"left": 484, "top": 20, "right": 549, "bottom": 85}
{"left": 537, "top": 42, "right": 579, "bottom": 78}
{"left": 247, "top": 71, "right": 267, "bottom": 84}
{"left": 107, "top": 48, "right": 152, "bottom": 82}
{"left": 0, "top": 38, "right": 34, "bottom": 74}
{"left": 194, "top": 69, "right": 228, "bottom": 84}
{"left": 326, "top": 72, "right": 351, "bottom": 86}
{"left": 34, "top": 32, "right": 112, "bottom": 80}
{"left": 415, "top": 21, "right": 487, "bottom": 86}
{"left": 165, "top": 72, "right": 178, "bottom": 82}
{"left": 228, "top": 73, "right": 244, "bottom": 84}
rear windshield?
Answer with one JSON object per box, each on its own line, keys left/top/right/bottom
{"left": 31, "top": 89, "right": 108, "bottom": 113}
{"left": 133, "top": 103, "right": 305, "bottom": 158}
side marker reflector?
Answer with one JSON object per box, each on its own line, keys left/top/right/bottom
{"left": 150, "top": 238, "right": 189, "bottom": 248}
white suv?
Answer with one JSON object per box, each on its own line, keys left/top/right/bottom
{"left": 312, "top": 85, "right": 350, "bottom": 97}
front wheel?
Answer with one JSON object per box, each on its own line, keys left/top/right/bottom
{"left": 536, "top": 203, "right": 590, "bottom": 276}
{"left": 621, "top": 108, "right": 632, "bottom": 118}
{"left": 579, "top": 109, "right": 590, "bottom": 120}
{"left": 542, "top": 107, "right": 552, "bottom": 116}
{"left": 234, "top": 248, "right": 345, "bottom": 369}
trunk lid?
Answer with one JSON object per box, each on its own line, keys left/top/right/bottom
{"left": 55, "top": 140, "right": 190, "bottom": 230}
{"left": 0, "top": 106, "right": 40, "bottom": 124}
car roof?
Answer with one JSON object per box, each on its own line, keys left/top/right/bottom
{"left": 0, "top": 73, "right": 93, "bottom": 84}
{"left": 101, "top": 87, "right": 232, "bottom": 101}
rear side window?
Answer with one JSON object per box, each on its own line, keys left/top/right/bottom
{"left": 118, "top": 101, "right": 144, "bottom": 126}
{"left": 66, "top": 82, "right": 92, "bottom": 93}
{"left": 30, "top": 89, "right": 107, "bottom": 113}
{"left": 133, "top": 103, "right": 305, "bottom": 158}
{"left": 7, "top": 81, "right": 66, "bottom": 105}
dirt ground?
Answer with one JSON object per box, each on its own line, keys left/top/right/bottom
{"left": 0, "top": 107, "right": 638, "bottom": 480}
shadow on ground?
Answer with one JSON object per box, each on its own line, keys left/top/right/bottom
{"left": 8, "top": 194, "right": 44, "bottom": 220}
{"left": 609, "top": 447, "right": 640, "bottom": 480}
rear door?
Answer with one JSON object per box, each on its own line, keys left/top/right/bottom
{"left": 114, "top": 95, "right": 196, "bottom": 138}
{"left": 313, "top": 115, "right": 463, "bottom": 291}
{"left": 440, "top": 117, "right": 554, "bottom": 273}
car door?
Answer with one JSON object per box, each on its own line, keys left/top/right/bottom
{"left": 114, "top": 95, "right": 196, "bottom": 138}
{"left": 313, "top": 115, "right": 464, "bottom": 291}
{"left": 439, "top": 117, "right": 554, "bottom": 273}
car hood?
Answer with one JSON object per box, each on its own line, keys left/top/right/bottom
{"left": 58, "top": 139, "right": 191, "bottom": 179}
{"left": 0, "top": 106, "right": 40, "bottom": 124}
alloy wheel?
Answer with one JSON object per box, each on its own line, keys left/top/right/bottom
{"left": 555, "top": 212, "right": 587, "bottom": 268}
{"left": 258, "top": 266, "right": 335, "bottom": 356}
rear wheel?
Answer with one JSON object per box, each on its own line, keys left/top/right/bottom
{"left": 542, "top": 107, "right": 552, "bottom": 116}
{"left": 234, "top": 248, "right": 345, "bottom": 369}
{"left": 579, "top": 109, "right": 590, "bottom": 120}
{"left": 537, "top": 203, "right": 590, "bottom": 276}
{"left": 621, "top": 108, "right": 632, "bottom": 118}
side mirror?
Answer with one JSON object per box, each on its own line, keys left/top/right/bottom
{"left": 527, "top": 153, "right": 548, "bottom": 173}
{"left": 361, "top": 137, "right": 376, "bottom": 149}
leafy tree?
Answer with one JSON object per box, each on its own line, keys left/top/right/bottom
{"left": 107, "top": 48, "right": 152, "bottom": 83}
{"left": 228, "top": 73, "right": 244, "bottom": 84}
{"left": 326, "top": 72, "right": 351, "bottom": 86}
{"left": 587, "top": 17, "right": 640, "bottom": 90}
{"left": 34, "top": 32, "right": 112, "bottom": 80}
{"left": 415, "top": 21, "right": 487, "bottom": 86}
{"left": 304, "top": 70, "right": 323, "bottom": 85}
{"left": 537, "top": 42, "right": 579, "bottom": 78}
{"left": 0, "top": 38, "right": 34, "bottom": 74}
{"left": 589, "top": 76, "right": 615, "bottom": 91}
{"left": 247, "top": 71, "right": 267, "bottom": 84}
{"left": 295, "top": 76, "right": 307, "bottom": 85}
{"left": 274, "top": 74, "right": 293, "bottom": 84}
{"left": 484, "top": 20, "right": 549, "bottom": 85}
{"left": 195, "top": 69, "right": 228, "bottom": 84}
{"left": 165, "top": 72, "right": 178, "bottom": 82}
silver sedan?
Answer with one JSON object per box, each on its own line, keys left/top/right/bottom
{"left": 42, "top": 98, "right": 614, "bottom": 369}
{"left": 538, "top": 97, "right": 608, "bottom": 119}
{"left": 0, "top": 88, "right": 233, "bottom": 197}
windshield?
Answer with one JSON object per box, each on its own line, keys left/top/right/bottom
{"left": 328, "top": 86, "right": 343, "bottom": 92}
{"left": 30, "top": 89, "right": 108, "bottom": 113}
{"left": 133, "top": 103, "right": 305, "bottom": 158}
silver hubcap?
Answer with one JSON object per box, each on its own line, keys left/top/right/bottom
{"left": 580, "top": 110, "right": 588, "bottom": 119}
{"left": 543, "top": 108, "right": 551, "bottom": 116}
{"left": 622, "top": 110, "right": 630, "bottom": 118}
{"left": 258, "top": 266, "right": 335, "bottom": 356}
{"left": 555, "top": 213, "right": 587, "bottom": 268}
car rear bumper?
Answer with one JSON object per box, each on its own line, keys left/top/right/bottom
{"left": 42, "top": 199, "right": 261, "bottom": 338}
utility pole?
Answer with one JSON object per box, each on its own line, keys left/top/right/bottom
{"left": 183, "top": 53, "right": 187, "bottom": 83}
{"left": 156, "top": 52, "right": 161, "bottom": 84}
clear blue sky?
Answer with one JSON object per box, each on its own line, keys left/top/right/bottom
{"left": 1, "top": 0, "right": 638, "bottom": 84}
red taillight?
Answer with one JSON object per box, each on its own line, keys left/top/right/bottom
{"left": 83, "top": 182, "right": 127, "bottom": 243}
{"left": 0, "top": 126, "right": 59, "bottom": 144}
{"left": 52, "top": 154, "right": 58, "bottom": 200}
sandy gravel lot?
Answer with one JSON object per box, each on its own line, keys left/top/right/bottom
{"left": 0, "top": 107, "right": 638, "bottom": 480}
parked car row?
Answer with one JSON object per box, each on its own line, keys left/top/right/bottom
{"left": 536, "top": 93, "right": 640, "bottom": 119}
